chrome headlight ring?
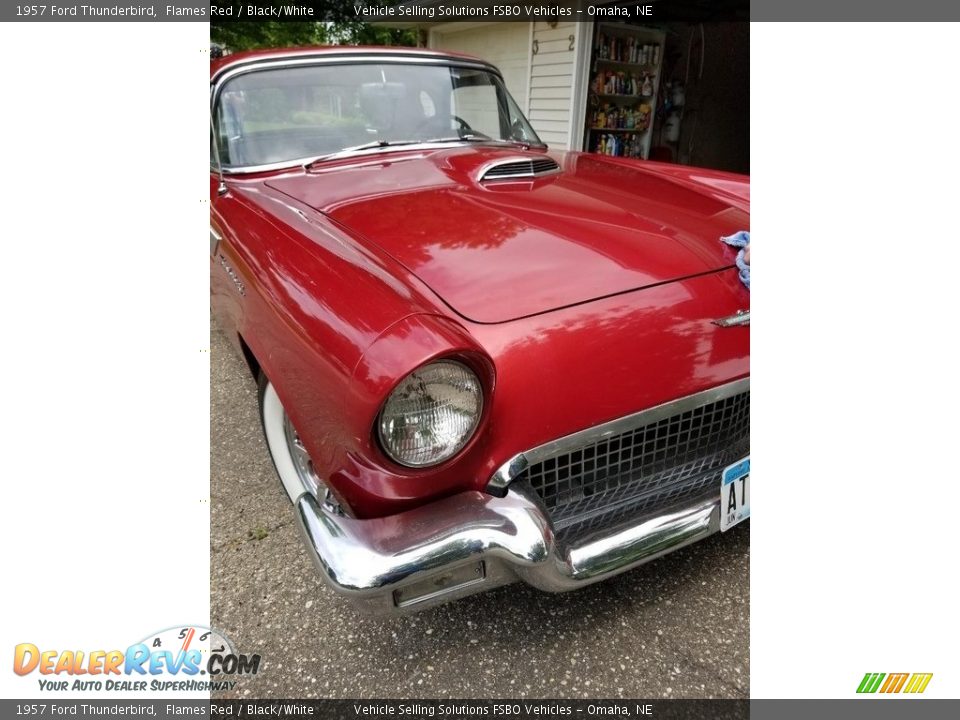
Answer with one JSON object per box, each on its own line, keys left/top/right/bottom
{"left": 377, "top": 360, "right": 483, "bottom": 468}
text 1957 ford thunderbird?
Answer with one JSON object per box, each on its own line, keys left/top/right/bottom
{"left": 210, "top": 47, "right": 749, "bottom": 615}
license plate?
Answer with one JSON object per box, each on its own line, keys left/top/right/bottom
{"left": 720, "top": 456, "right": 750, "bottom": 532}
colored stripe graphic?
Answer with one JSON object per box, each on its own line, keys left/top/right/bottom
{"left": 856, "top": 673, "right": 885, "bottom": 693}
{"left": 904, "top": 673, "right": 933, "bottom": 694}
{"left": 857, "top": 672, "right": 933, "bottom": 694}
{"left": 880, "top": 673, "right": 908, "bottom": 693}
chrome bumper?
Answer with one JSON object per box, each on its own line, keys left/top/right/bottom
{"left": 295, "top": 484, "right": 721, "bottom": 615}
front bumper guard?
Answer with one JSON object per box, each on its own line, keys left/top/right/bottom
{"left": 295, "top": 484, "right": 721, "bottom": 615}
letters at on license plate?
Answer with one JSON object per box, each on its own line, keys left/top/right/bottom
{"left": 720, "top": 457, "right": 749, "bottom": 532}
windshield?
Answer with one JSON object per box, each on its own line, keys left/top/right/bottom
{"left": 213, "top": 62, "right": 543, "bottom": 170}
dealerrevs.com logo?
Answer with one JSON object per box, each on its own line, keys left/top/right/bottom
{"left": 857, "top": 672, "right": 933, "bottom": 694}
{"left": 13, "top": 625, "right": 260, "bottom": 693}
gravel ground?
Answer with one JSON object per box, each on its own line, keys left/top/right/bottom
{"left": 210, "top": 322, "right": 749, "bottom": 699}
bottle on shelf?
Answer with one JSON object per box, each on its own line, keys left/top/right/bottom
{"left": 596, "top": 32, "right": 660, "bottom": 67}
{"left": 588, "top": 101, "right": 653, "bottom": 131}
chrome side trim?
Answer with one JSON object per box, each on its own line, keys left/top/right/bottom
{"left": 486, "top": 377, "right": 750, "bottom": 495}
{"left": 713, "top": 310, "right": 750, "bottom": 327}
{"left": 294, "top": 483, "right": 721, "bottom": 615}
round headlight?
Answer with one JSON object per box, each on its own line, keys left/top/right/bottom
{"left": 378, "top": 360, "right": 483, "bottom": 468}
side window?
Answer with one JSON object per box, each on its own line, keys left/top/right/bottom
{"left": 214, "top": 90, "right": 246, "bottom": 165}
{"left": 212, "top": 104, "right": 231, "bottom": 166}
{"left": 505, "top": 94, "right": 532, "bottom": 141}
{"left": 451, "top": 82, "right": 501, "bottom": 137}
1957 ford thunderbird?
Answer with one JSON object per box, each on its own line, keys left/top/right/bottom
{"left": 210, "top": 47, "right": 750, "bottom": 615}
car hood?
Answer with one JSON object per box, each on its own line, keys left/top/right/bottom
{"left": 266, "top": 147, "right": 749, "bottom": 323}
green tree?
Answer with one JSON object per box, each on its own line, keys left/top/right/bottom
{"left": 211, "top": 21, "right": 323, "bottom": 51}
{"left": 210, "top": 1, "right": 418, "bottom": 51}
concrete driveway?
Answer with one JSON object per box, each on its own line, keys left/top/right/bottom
{"left": 210, "top": 323, "right": 749, "bottom": 699}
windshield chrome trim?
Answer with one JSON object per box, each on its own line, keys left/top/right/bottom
{"left": 211, "top": 54, "right": 501, "bottom": 111}
{"left": 210, "top": 50, "right": 500, "bottom": 87}
{"left": 210, "top": 54, "right": 544, "bottom": 175}
{"left": 485, "top": 377, "right": 751, "bottom": 496}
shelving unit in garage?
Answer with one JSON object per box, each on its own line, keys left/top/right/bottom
{"left": 585, "top": 23, "right": 666, "bottom": 160}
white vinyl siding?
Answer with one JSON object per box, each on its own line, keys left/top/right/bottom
{"left": 528, "top": 21, "right": 577, "bottom": 148}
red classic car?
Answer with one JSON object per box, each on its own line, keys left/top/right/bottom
{"left": 210, "top": 47, "right": 750, "bottom": 615}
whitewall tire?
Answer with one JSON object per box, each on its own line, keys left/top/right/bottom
{"left": 259, "top": 375, "right": 317, "bottom": 504}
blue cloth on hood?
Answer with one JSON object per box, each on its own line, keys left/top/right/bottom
{"left": 721, "top": 231, "right": 750, "bottom": 290}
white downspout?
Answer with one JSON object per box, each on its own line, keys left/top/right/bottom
{"left": 568, "top": 21, "right": 595, "bottom": 152}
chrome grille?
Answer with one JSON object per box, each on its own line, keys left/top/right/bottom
{"left": 480, "top": 157, "right": 560, "bottom": 180}
{"left": 518, "top": 390, "right": 750, "bottom": 545}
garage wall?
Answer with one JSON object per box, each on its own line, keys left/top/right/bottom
{"left": 431, "top": 23, "right": 531, "bottom": 113}
{"left": 527, "top": 21, "right": 577, "bottom": 148}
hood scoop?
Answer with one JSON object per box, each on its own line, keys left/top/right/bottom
{"left": 479, "top": 156, "right": 560, "bottom": 182}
